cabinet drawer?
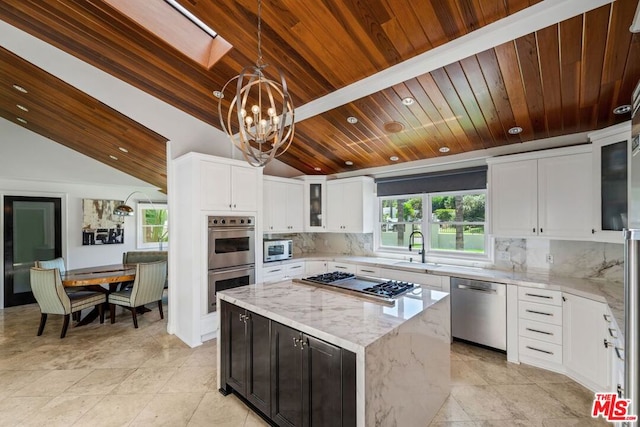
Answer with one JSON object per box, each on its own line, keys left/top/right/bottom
{"left": 519, "top": 318, "right": 562, "bottom": 345}
{"left": 327, "top": 262, "right": 356, "bottom": 274}
{"left": 380, "top": 268, "right": 443, "bottom": 290}
{"left": 518, "top": 287, "right": 562, "bottom": 306}
{"left": 519, "top": 301, "right": 562, "bottom": 325}
{"left": 263, "top": 265, "right": 285, "bottom": 276}
{"left": 356, "top": 265, "right": 380, "bottom": 277}
{"left": 285, "top": 262, "right": 305, "bottom": 277}
{"left": 519, "top": 336, "right": 563, "bottom": 364}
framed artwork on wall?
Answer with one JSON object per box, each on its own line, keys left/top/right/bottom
{"left": 81, "top": 199, "right": 124, "bottom": 245}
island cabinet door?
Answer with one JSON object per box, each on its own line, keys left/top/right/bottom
{"left": 302, "top": 335, "right": 346, "bottom": 427}
{"left": 221, "top": 303, "right": 271, "bottom": 416}
{"left": 247, "top": 312, "right": 271, "bottom": 415}
{"left": 271, "top": 322, "right": 304, "bottom": 427}
{"left": 223, "top": 303, "right": 248, "bottom": 393}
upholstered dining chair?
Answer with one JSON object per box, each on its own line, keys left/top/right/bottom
{"left": 30, "top": 267, "right": 107, "bottom": 338}
{"left": 36, "top": 257, "right": 86, "bottom": 320}
{"left": 108, "top": 260, "right": 167, "bottom": 328}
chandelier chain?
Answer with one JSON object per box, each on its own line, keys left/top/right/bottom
{"left": 256, "top": 0, "right": 263, "bottom": 67}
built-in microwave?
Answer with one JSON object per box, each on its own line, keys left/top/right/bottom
{"left": 264, "top": 239, "right": 293, "bottom": 262}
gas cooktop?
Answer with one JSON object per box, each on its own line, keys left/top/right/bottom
{"left": 295, "top": 271, "right": 417, "bottom": 305}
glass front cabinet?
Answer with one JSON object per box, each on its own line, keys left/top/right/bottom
{"left": 301, "top": 176, "right": 327, "bottom": 232}
{"left": 590, "top": 122, "right": 632, "bottom": 242}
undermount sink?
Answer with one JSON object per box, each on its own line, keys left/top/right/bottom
{"left": 392, "top": 261, "right": 441, "bottom": 270}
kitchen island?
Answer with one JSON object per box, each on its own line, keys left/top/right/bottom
{"left": 217, "top": 279, "right": 450, "bottom": 427}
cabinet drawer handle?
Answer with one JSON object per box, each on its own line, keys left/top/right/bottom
{"left": 604, "top": 339, "right": 613, "bottom": 348}
{"left": 525, "top": 293, "right": 552, "bottom": 299}
{"left": 526, "top": 345, "right": 553, "bottom": 355}
{"left": 603, "top": 314, "right": 612, "bottom": 322}
{"left": 525, "top": 327, "right": 553, "bottom": 336}
{"left": 360, "top": 269, "right": 375, "bottom": 273}
{"left": 268, "top": 269, "right": 283, "bottom": 273}
{"left": 609, "top": 328, "right": 618, "bottom": 338}
{"left": 525, "top": 309, "right": 553, "bottom": 316}
{"left": 292, "top": 337, "right": 298, "bottom": 348}
{"left": 335, "top": 266, "right": 347, "bottom": 270}
{"left": 615, "top": 347, "right": 624, "bottom": 361}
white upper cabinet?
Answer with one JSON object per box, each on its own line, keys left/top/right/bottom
{"left": 263, "top": 176, "right": 304, "bottom": 233}
{"left": 590, "top": 122, "right": 631, "bottom": 243}
{"left": 488, "top": 146, "right": 593, "bottom": 239}
{"left": 326, "top": 176, "right": 374, "bottom": 233}
{"left": 201, "top": 161, "right": 260, "bottom": 212}
{"left": 301, "top": 176, "right": 327, "bottom": 232}
{"left": 489, "top": 159, "right": 538, "bottom": 237}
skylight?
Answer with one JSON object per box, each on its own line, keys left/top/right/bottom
{"left": 164, "top": 0, "right": 217, "bottom": 39}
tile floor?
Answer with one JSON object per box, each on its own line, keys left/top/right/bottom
{"left": 0, "top": 300, "right": 608, "bottom": 426}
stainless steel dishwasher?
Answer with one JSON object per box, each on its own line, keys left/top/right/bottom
{"left": 451, "top": 277, "right": 507, "bottom": 351}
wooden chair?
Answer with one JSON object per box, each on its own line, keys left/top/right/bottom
{"left": 30, "top": 267, "right": 107, "bottom": 338}
{"left": 108, "top": 260, "right": 167, "bottom": 328}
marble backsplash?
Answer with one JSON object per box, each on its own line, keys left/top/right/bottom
{"left": 494, "top": 238, "right": 624, "bottom": 283}
{"left": 265, "top": 232, "right": 624, "bottom": 283}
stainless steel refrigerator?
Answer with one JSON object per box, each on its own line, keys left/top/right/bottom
{"left": 625, "top": 79, "right": 640, "bottom": 422}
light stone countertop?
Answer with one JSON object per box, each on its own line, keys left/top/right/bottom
{"left": 264, "top": 254, "right": 625, "bottom": 333}
{"left": 217, "top": 280, "right": 449, "bottom": 354}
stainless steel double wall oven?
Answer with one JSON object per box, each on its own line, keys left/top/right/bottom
{"left": 207, "top": 216, "right": 255, "bottom": 313}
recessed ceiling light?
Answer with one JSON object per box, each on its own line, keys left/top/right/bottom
{"left": 345, "top": 160, "right": 354, "bottom": 166}
{"left": 401, "top": 97, "right": 415, "bottom": 106}
{"left": 346, "top": 116, "right": 358, "bottom": 124}
{"left": 12, "top": 84, "right": 28, "bottom": 93}
{"left": 16, "top": 104, "right": 29, "bottom": 112}
{"left": 439, "top": 147, "right": 450, "bottom": 153}
{"left": 118, "top": 147, "right": 129, "bottom": 153}
{"left": 16, "top": 117, "right": 27, "bottom": 124}
{"left": 314, "top": 167, "right": 321, "bottom": 171}
{"left": 109, "top": 155, "right": 118, "bottom": 160}
{"left": 212, "top": 90, "right": 224, "bottom": 99}
{"left": 613, "top": 104, "right": 632, "bottom": 115}
{"left": 390, "top": 156, "right": 399, "bottom": 161}
{"left": 508, "top": 126, "right": 523, "bottom": 135}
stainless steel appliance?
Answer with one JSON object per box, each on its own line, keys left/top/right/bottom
{"left": 293, "top": 271, "right": 417, "bottom": 305}
{"left": 624, "top": 79, "right": 640, "bottom": 420}
{"left": 207, "top": 216, "right": 255, "bottom": 313}
{"left": 263, "top": 239, "right": 293, "bottom": 262}
{"left": 450, "top": 277, "right": 506, "bottom": 351}
{"left": 208, "top": 216, "right": 255, "bottom": 269}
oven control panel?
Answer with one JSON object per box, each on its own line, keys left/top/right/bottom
{"left": 208, "top": 216, "right": 254, "bottom": 227}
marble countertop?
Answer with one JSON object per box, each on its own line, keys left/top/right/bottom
{"left": 264, "top": 254, "right": 625, "bottom": 332}
{"left": 217, "top": 280, "right": 449, "bottom": 354}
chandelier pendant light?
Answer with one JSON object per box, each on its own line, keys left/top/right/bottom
{"left": 217, "top": 0, "right": 294, "bottom": 167}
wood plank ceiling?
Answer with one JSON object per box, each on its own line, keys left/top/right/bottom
{"left": 0, "top": 0, "right": 638, "bottom": 189}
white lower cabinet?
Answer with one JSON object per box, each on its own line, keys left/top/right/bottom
{"left": 262, "top": 262, "right": 305, "bottom": 284}
{"left": 327, "top": 261, "right": 356, "bottom": 274}
{"left": 379, "top": 268, "right": 445, "bottom": 291}
{"left": 514, "top": 287, "right": 615, "bottom": 393}
{"left": 305, "top": 260, "right": 328, "bottom": 275}
{"left": 516, "top": 287, "right": 563, "bottom": 371}
{"left": 605, "top": 310, "right": 624, "bottom": 400}
{"left": 563, "top": 294, "right": 610, "bottom": 392}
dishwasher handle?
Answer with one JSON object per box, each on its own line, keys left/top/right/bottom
{"left": 455, "top": 283, "right": 498, "bottom": 294}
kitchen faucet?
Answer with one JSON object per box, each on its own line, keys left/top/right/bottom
{"left": 408, "top": 230, "right": 426, "bottom": 264}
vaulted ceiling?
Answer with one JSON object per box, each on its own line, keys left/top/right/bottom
{"left": 0, "top": 0, "right": 638, "bottom": 191}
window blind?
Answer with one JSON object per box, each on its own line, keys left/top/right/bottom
{"left": 375, "top": 166, "right": 487, "bottom": 197}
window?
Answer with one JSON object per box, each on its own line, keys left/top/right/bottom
{"left": 136, "top": 202, "right": 168, "bottom": 249}
{"left": 428, "top": 192, "right": 486, "bottom": 255}
{"left": 379, "top": 196, "right": 423, "bottom": 249}
{"left": 377, "top": 191, "right": 487, "bottom": 259}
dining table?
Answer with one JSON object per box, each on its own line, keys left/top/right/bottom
{"left": 61, "top": 263, "right": 136, "bottom": 326}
